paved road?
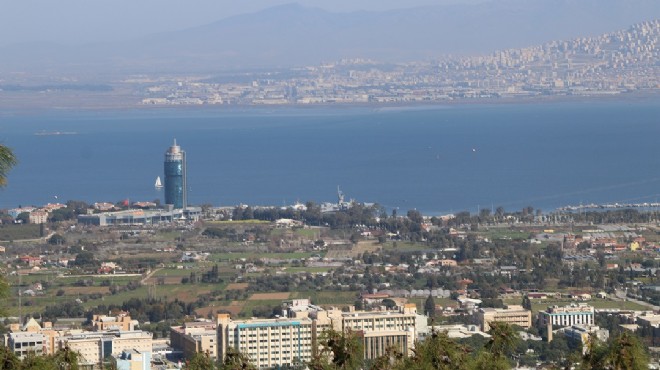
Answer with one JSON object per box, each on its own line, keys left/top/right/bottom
{"left": 614, "top": 289, "right": 659, "bottom": 311}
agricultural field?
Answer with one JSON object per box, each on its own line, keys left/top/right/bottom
{"left": 0, "top": 224, "right": 43, "bottom": 241}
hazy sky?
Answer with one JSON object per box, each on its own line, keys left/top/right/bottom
{"left": 0, "top": 0, "right": 487, "bottom": 46}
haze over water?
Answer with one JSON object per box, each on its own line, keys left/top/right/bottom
{"left": 1, "top": 98, "right": 659, "bottom": 215}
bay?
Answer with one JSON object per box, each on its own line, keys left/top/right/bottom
{"left": 0, "top": 99, "right": 659, "bottom": 215}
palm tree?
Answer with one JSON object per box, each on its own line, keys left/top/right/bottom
{"left": 0, "top": 144, "right": 17, "bottom": 187}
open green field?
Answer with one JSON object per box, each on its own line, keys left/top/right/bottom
{"left": 295, "top": 228, "right": 320, "bottom": 239}
{"left": 0, "top": 224, "right": 42, "bottom": 241}
{"left": 210, "top": 252, "right": 321, "bottom": 261}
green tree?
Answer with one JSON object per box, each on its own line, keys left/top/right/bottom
{"left": 472, "top": 321, "right": 519, "bottom": 370}
{"left": 73, "top": 251, "right": 99, "bottom": 267}
{"left": 186, "top": 352, "right": 217, "bottom": 370}
{"left": 397, "top": 329, "right": 471, "bottom": 370}
{"left": 48, "top": 234, "right": 66, "bottom": 245}
{"left": 310, "top": 329, "right": 363, "bottom": 370}
{"left": 220, "top": 347, "right": 256, "bottom": 370}
{"left": 0, "top": 144, "right": 17, "bottom": 187}
{"left": 16, "top": 212, "right": 30, "bottom": 224}
{"left": 575, "top": 331, "right": 649, "bottom": 370}
{"left": 52, "top": 346, "right": 80, "bottom": 370}
{"left": 424, "top": 295, "right": 436, "bottom": 317}
{"left": 0, "top": 344, "right": 19, "bottom": 370}
{"left": 521, "top": 295, "right": 532, "bottom": 311}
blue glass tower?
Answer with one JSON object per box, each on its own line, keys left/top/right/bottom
{"left": 164, "top": 140, "right": 186, "bottom": 209}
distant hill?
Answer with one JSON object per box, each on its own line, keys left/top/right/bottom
{"left": 2, "top": 0, "right": 659, "bottom": 73}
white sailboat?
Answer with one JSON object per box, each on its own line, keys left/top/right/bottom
{"left": 155, "top": 176, "right": 163, "bottom": 189}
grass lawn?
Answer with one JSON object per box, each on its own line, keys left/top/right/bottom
{"left": 295, "top": 228, "right": 320, "bottom": 239}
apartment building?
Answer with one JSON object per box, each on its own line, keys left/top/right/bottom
{"left": 538, "top": 303, "right": 595, "bottom": 328}
{"left": 217, "top": 314, "right": 315, "bottom": 369}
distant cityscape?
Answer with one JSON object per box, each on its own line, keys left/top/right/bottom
{"left": 136, "top": 20, "right": 659, "bottom": 106}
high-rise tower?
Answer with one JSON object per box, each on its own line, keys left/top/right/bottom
{"left": 164, "top": 139, "right": 186, "bottom": 209}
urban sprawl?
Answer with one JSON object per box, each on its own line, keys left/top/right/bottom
{"left": 138, "top": 21, "right": 659, "bottom": 106}
{"left": 2, "top": 141, "right": 660, "bottom": 369}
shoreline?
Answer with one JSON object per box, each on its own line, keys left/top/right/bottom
{"left": 0, "top": 89, "right": 658, "bottom": 118}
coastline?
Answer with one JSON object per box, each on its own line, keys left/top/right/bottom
{"left": 0, "top": 89, "right": 658, "bottom": 118}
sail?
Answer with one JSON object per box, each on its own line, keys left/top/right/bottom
{"left": 155, "top": 176, "right": 163, "bottom": 188}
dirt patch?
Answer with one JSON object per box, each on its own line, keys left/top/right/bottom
{"left": 326, "top": 241, "right": 381, "bottom": 259}
{"left": 226, "top": 283, "right": 249, "bottom": 290}
{"left": 62, "top": 286, "right": 110, "bottom": 295}
{"left": 173, "top": 287, "right": 212, "bottom": 302}
{"left": 249, "top": 292, "right": 290, "bottom": 300}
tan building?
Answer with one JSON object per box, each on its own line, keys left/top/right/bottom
{"left": 60, "top": 330, "right": 153, "bottom": 367}
{"left": 29, "top": 210, "right": 48, "bottom": 224}
{"left": 340, "top": 304, "right": 418, "bottom": 359}
{"left": 92, "top": 314, "right": 136, "bottom": 332}
{"left": 476, "top": 305, "right": 532, "bottom": 332}
{"left": 170, "top": 321, "right": 218, "bottom": 360}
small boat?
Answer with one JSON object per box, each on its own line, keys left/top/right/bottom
{"left": 155, "top": 176, "right": 163, "bottom": 189}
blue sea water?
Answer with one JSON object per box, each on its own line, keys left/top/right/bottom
{"left": 0, "top": 99, "right": 659, "bottom": 215}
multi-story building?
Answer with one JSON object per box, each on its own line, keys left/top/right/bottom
{"left": 60, "top": 330, "right": 153, "bottom": 367}
{"left": 217, "top": 314, "right": 316, "bottom": 369}
{"left": 538, "top": 303, "right": 594, "bottom": 328}
{"left": 476, "top": 305, "right": 532, "bottom": 332}
{"left": 28, "top": 210, "right": 48, "bottom": 224}
{"left": 164, "top": 139, "right": 186, "bottom": 209}
{"left": 170, "top": 321, "right": 218, "bottom": 360}
{"left": 4, "top": 318, "right": 60, "bottom": 357}
{"left": 339, "top": 304, "right": 418, "bottom": 359}
{"left": 6, "top": 332, "right": 46, "bottom": 359}
{"left": 216, "top": 303, "right": 421, "bottom": 366}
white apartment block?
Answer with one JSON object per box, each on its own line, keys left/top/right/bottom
{"left": 217, "top": 314, "right": 315, "bottom": 369}
{"left": 538, "top": 303, "right": 595, "bottom": 328}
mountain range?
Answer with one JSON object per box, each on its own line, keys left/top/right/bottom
{"left": 2, "top": 0, "right": 659, "bottom": 74}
